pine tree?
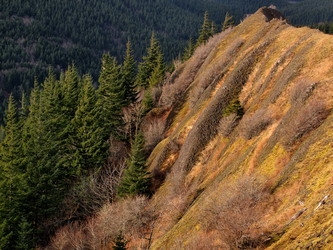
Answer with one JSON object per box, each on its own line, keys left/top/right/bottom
{"left": 0, "top": 95, "right": 25, "bottom": 249}
{"left": 121, "top": 40, "right": 137, "bottom": 106}
{"left": 69, "top": 75, "right": 107, "bottom": 175}
{"left": 222, "top": 12, "right": 234, "bottom": 32}
{"left": 135, "top": 33, "right": 164, "bottom": 88}
{"left": 196, "top": 11, "right": 212, "bottom": 47}
{"left": 117, "top": 132, "right": 151, "bottom": 197}
{"left": 22, "top": 74, "right": 70, "bottom": 245}
{"left": 62, "top": 64, "right": 81, "bottom": 118}
{"left": 142, "top": 88, "right": 154, "bottom": 114}
{"left": 211, "top": 21, "right": 218, "bottom": 35}
{"left": 148, "top": 52, "right": 165, "bottom": 88}
{"left": 113, "top": 234, "right": 128, "bottom": 250}
{"left": 16, "top": 217, "right": 34, "bottom": 250}
{"left": 97, "top": 53, "right": 125, "bottom": 140}
{"left": 182, "top": 37, "right": 195, "bottom": 62}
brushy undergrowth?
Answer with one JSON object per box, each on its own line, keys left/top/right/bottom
{"left": 159, "top": 31, "right": 231, "bottom": 107}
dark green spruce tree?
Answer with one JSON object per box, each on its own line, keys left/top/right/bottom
{"left": 121, "top": 40, "right": 137, "bottom": 106}
{"left": 196, "top": 11, "right": 212, "bottom": 47}
{"left": 69, "top": 75, "right": 107, "bottom": 175}
{"left": 135, "top": 32, "right": 164, "bottom": 88}
{"left": 222, "top": 12, "right": 234, "bottom": 32}
{"left": 0, "top": 95, "right": 25, "bottom": 249}
{"left": 22, "top": 72, "right": 71, "bottom": 245}
{"left": 97, "top": 53, "right": 125, "bottom": 140}
{"left": 117, "top": 132, "right": 151, "bottom": 197}
{"left": 148, "top": 52, "right": 165, "bottom": 88}
{"left": 182, "top": 37, "right": 195, "bottom": 62}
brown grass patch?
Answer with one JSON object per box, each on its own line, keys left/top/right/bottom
{"left": 201, "top": 177, "right": 270, "bottom": 249}
{"left": 159, "top": 31, "right": 231, "bottom": 107}
{"left": 282, "top": 99, "right": 330, "bottom": 149}
{"left": 240, "top": 108, "right": 274, "bottom": 140}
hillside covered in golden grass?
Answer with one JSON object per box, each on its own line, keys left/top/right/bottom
{"left": 49, "top": 7, "right": 333, "bottom": 249}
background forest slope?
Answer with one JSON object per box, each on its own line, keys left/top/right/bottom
{"left": 2, "top": 0, "right": 333, "bottom": 118}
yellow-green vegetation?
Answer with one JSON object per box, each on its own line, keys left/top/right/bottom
{"left": 148, "top": 7, "right": 333, "bottom": 249}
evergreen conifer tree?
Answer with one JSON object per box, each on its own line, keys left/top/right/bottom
{"left": 70, "top": 75, "right": 107, "bottom": 175}
{"left": 0, "top": 95, "right": 25, "bottom": 249}
{"left": 148, "top": 52, "right": 165, "bottom": 88}
{"left": 22, "top": 74, "right": 70, "bottom": 245}
{"left": 135, "top": 33, "right": 164, "bottom": 88}
{"left": 117, "top": 132, "right": 151, "bottom": 197}
{"left": 182, "top": 37, "right": 195, "bottom": 62}
{"left": 113, "top": 234, "right": 128, "bottom": 250}
{"left": 222, "top": 12, "right": 234, "bottom": 32}
{"left": 121, "top": 40, "right": 137, "bottom": 105}
{"left": 16, "top": 217, "right": 34, "bottom": 250}
{"left": 196, "top": 11, "right": 212, "bottom": 47}
{"left": 62, "top": 65, "right": 81, "bottom": 118}
{"left": 211, "top": 21, "right": 218, "bottom": 35}
{"left": 97, "top": 53, "right": 125, "bottom": 140}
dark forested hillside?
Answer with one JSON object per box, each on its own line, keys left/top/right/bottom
{"left": 0, "top": 0, "right": 227, "bottom": 102}
{"left": 1, "top": 0, "right": 333, "bottom": 123}
{"left": 280, "top": 0, "right": 333, "bottom": 25}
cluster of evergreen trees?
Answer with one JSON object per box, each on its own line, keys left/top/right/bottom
{"left": 0, "top": 0, "right": 230, "bottom": 124}
{"left": 0, "top": 34, "right": 164, "bottom": 248}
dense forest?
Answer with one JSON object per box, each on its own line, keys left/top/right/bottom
{"left": 0, "top": 27, "right": 172, "bottom": 247}
{"left": 2, "top": 0, "right": 333, "bottom": 123}
{"left": 0, "top": 0, "right": 228, "bottom": 110}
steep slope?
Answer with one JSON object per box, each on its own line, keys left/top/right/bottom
{"left": 147, "top": 7, "right": 333, "bottom": 249}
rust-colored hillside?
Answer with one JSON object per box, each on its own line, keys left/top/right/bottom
{"left": 147, "top": 7, "right": 333, "bottom": 249}
{"left": 48, "top": 7, "right": 333, "bottom": 250}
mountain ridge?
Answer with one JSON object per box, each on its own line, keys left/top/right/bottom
{"left": 145, "top": 7, "right": 333, "bottom": 249}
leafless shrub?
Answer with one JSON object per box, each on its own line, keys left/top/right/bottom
{"left": 49, "top": 196, "right": 158, "bottom": 249}
{"left": 219, "top": 113, "right": 239, "bottom": 137}
{"left": 283, "top": 99, "right": 330, "bottom": 148}
{"left": 48, "top": 222, "right": 86, "bottom": 250}
{"left": 151, "top": 85, "right": 163, "bottom": 105}
{"left": 159, "top": 31, "right": 231, "bottom": 107}
{"left": 240, "top": 109, "right": 273, "bottom": 140}
{"left": 61, "top": 162, "right": 127, "bottom": 221}
{"left": 96, "top": 196, "right": 159, "bottom": 249}
{"left": 143, "top": 118, "right": 166, "bottom": 151}
{"left": 190, "top": 39, "right": 244, "bottom": 108}
{"left": 202, "top": 177, "right": 269, "bottom": 249}
{"left": 290, "top": 79, "right": 318, "bottom": 105}
{"left": 123, "top": 103, "right": 144, "bottom": 141}
{"left": 180, "top": 232, "right": 229, "bottom": 250}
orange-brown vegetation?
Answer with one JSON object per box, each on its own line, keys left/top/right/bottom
{"left": 49, "top": 7, "right": 333, "bottom": 250}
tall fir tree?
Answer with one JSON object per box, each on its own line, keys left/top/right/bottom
{"left": 135, "top": 32, "right": 164, "bottom": 88}
{"left": 121, "top": 40, "right": 137, "bottom": 106}
{"left": 0, "top": 95, "right": 25, "bottom": 249}
{"left": 69, "top": 75, "right": 107, "bottom": 175}
{"left": 182, "top": 37, "right": 195, "bottom": 62}
{"left": 97, "top": 53, "right": 125, "bottom": 140}
{"left": 211, "top": 21, "right": 218, "bottom": 35}
{"left": 117, "top": 132, "right": 151, "bottom": 197}
{"left": 196, "top": 11, "right": 212, "bottom": 47}
{"left": 16, "top": 217, "right": 34, "bottom": 250}
{"left": 222, "top": 12, "right": 234, "bottom": 32}
{"left": 62, "top": 65, "right": 81, "bottom": 118}
{"left": 148, "top": 52, "right": 165, "bottom": 88}
{"left": 22, "top": 73, "right": 70, "bottom": 245}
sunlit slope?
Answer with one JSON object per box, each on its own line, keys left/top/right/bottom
{"left": 148, "top": 7, "right": 333, "bottom": 249}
